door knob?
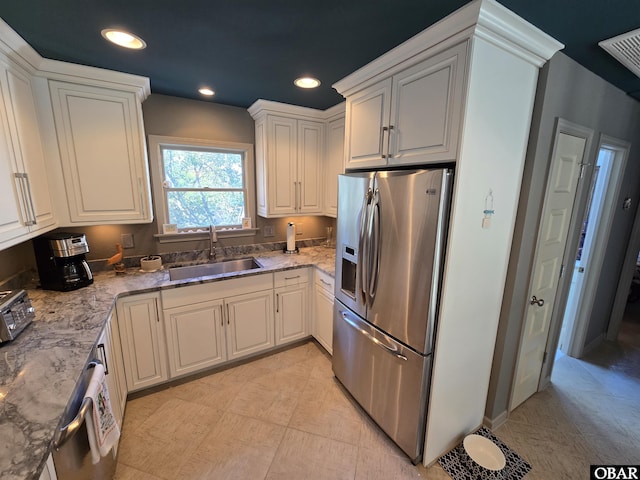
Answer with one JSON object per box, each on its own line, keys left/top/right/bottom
{"left": 530, "top": 295, "right": 545, "bottom": 307}
{"left": 578, "top": 267, "right": 585, "bottom": 273}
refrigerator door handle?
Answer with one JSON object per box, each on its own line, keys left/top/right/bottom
{"left": 358, "top": 187, "right": 372, "bottom": 302}
{"left": 340, "top": 310, "right": 408, "bottom": 361}
{"left": 367, "top": 188, "right": 381, "bottom": 306}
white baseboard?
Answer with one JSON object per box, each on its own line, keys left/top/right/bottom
{"left": 483, "top": 410, "right": 508, "bottom": 430}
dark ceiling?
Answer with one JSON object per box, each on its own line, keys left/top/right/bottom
{"left": 0, "top": 0, "right": 639, "bottom": 110}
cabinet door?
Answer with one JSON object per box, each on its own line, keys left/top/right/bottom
{"left": 314, "top": 285, "right": 334, "bottom": 354}
{"left": 225, "top": 290, "right": 274, "bottom": 360}
{"left": 297, "top": 120, "right": 323, "bottom": 214}
{"left": 388, "top": 42, "right": 467, "bottom": 166}
{"left": 275, "top": 284, "right": 309, "bottom": 345}
{"left": 323, "top": 116, "right": 344, "bottom": 217}
{"left": 0, "top": 79, "right": 29, "bottom": 246}
{"left": 48, "top": 80, "right": 151, "bottom": 224}
{"left": 117, "top": 293, "right": 168, "bottom": 392}
{"left": 107, "top": 309, "right": 128, "bottom": 420}
{"left": 1, "top": 61, "right": 55, "bottom": 233}
{"left": 344, "top": 78, "right": 392, "bottom": 169}
{"left": 164, "top": 299, "right": 226, "bottom": 377}
{"left": 266, "top": 115, "right": 297, "bottom": 216}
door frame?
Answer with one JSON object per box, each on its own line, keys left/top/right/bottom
{"left": 517, "top": 118, "right": 594, "bottom": 396}
{"left": 564, "top": 135, "right": 630, "bottom": 354}
{"left": 608, "top": 199, "right": 640, "bottom": 341}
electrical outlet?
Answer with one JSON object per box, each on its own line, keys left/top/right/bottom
{"left": 296, "top": 223, "right": 303, "bottom": 235}
{"left": 121, "top": 233, "right": 134, "bottom": 248}
{"left": 263, "top": 225, "right": 275, "bottom": 237}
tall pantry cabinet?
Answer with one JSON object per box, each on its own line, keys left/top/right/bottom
{"left": 333, "top": 0, "right": 563, "bottom": 466}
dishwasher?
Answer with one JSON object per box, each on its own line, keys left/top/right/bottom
{"left": 52, "top": 357, "right": 117, "bottom": 479}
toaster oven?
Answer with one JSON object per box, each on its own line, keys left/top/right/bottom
{"left": 0, "top": 290, "right": 35, "bottom": 344}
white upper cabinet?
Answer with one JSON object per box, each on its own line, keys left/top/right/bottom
{"left": 0, "top": 58, "right": 56, "bottom": 250}
{"left": 323, "top": 112, "right": 345, "bottom": 217}
{"left": 249, "top": 100, "right": 345, "bottom": 218}
{"left": 48, "top": 80, "right": 152, "bottom": 224}
{"left": 0, "top": 18, "right": 151, "bottom": 240}
{"left": 344, "top": 42, "right": 467, "bottom": 169}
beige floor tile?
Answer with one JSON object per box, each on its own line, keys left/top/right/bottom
{"left": 288, "top": 377, "right": 364, "bottom": 445}
{"left": 137, "top": 397, "right": 223, "bottom": 444}
{"left": 191, "top": 411, "right": 285, "bottom": 479}
{"left": 113, "top": 462, "right": 164, "bottom": 480}
{"left": 228, "top": 378, "right": 303, "bottom": 425}
{"left": 354, "top": 447, "right": 424, "bottom": 479}
{"left": 266, "top": 428, "right": 358, "bottom": 480}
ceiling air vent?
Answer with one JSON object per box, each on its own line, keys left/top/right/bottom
{"left": 599, "top": 28, "right": 640, "bottom": 78}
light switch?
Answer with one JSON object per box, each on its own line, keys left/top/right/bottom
{"left": 121, "top": 233, "right": 134, "bottom": 248}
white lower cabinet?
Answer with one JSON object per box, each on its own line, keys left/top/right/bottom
{"left": 275, "top": 284, "right": 308, "bottom": 345}
{"left": 116, "top": 292, "right": 168, "bottom": 392}
{"left": 313, "top": 269, "right": 335, "bottom": 354}
{"left": 225, "top": 290, "right": 274, "bottom": 360}
{"left": 161, "top": 273, "right": 275, "bottom": 378}
{"left": 164, "top": 299, "right": 226, "bottom": 377}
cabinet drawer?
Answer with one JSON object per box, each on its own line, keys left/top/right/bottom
{"left": 315, "top": 268, "right": 334, "bottom": 293}
{"left": 162, "top": 273, "right": 273, "bottom": 309}
{"left": 274, "top": 267, "right": 310, "bottom": 288}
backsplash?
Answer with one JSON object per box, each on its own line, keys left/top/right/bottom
{"left": 89, "top": 238, "right": 329, "bottom": 272}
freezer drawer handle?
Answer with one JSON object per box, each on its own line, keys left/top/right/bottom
{"left": 341, "top": 311, "right": 407, "bottom": 361}
{"left": 53, "top": 360, "right": 102, "bottom": 450}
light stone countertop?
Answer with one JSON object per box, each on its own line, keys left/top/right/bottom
{"left": 0, "top": 246, "right": 335, "bottom": 480}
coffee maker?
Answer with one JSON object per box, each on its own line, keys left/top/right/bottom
{"left": 33, "top": 233, "right": 94, "bottom": 291}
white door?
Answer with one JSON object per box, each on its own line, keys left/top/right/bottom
{"left": 225, "top": 290, "right": 274, "bottom": 360}
{"left": 510, "top": 124, "right": 589, "bottom": 410}
{"left": 117, "top": 293, "right": 168, "bottom": 392}
{"left": 344, "top": 78, "right": 391, "bottom": 169}
{"left": 266, "top": 115, "right": 297, "bottom": 215}
{"left": 164, "top": 299, "right": 226, "bottom": 377}
{"left": 297, "top": 120, "right": 323, "bottom": 214}
{"left": 275, "top": 284, "right": 308, "bottom": 345}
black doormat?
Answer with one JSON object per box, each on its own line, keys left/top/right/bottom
{"left": 438, "top": 426, "right": 532, "bottom": 479}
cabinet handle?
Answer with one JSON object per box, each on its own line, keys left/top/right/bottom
{"left": 14, "top": 173, "right": 36, "bottom": 226}
{"left": 320, "top": 279, "right": 331, "bottom": 286}
{"left": 380, "top": 126, "right": 388, "bottom": 159}
{"left": 138, "top": 177, "right": 145, "bottom": 218}
{"left": 97, "top": 343, "right": 109, "bottom": 375}
{"left": 276, "top": 293, "right": 279, "bottom": 313}
{"left": 387, "top": 125, "right": 394, "bottom": 159}
{"left": 226, "top": 304, "right": 230, "bottom": 324}
{"left": 285, "top": 275, "right": 301, "bottom": 280}
{"left": 220, "top": 305, "right": 224, "bottom": 327}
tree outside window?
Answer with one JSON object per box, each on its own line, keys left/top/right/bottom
{"left": 161, "top": 147, "right": 247, "bottom": 229}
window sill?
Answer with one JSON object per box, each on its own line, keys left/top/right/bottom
{"left": 154, "top": 228, "right": 259, "bottom": 244}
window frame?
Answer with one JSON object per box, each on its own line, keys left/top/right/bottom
{"left": 148, "top": 135, "right": 256, "bottom": 240}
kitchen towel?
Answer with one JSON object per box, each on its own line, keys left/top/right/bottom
{"left": 85, "top": 363, "right": 120, "bottom": 464}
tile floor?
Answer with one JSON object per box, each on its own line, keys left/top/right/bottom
{"left": 114, "top": 314, "right": 640, "bottom": 480}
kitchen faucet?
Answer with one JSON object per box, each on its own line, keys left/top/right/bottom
{"left": 209, "top": 225, "right": 217, "bottom": 259}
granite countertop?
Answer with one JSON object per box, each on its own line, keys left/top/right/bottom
{"left": 0, "top": 246, "right": 335, "bottom": 480}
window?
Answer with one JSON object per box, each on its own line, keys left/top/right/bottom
{"left": 149, "top": 136, "right": 255, "bottom": 236}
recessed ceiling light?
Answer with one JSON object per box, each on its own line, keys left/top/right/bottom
{"left": 101, "top": 29, "right": 146, "bottom": 50}
{"left": 294, "top": 77, "right": 321, "bottom": 89}
{"left": 198, "top": 88, "right": 215, "bottom": 96}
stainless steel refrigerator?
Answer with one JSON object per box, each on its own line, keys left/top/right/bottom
{"left": 332, "top": 168, "right": 452, "bottom": 463}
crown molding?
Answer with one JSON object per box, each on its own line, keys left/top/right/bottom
{"left": 248, "top": 99, "right": 344, "bottom": 121}
{"left": 333, "top": 0, "right": 563, "bottom": 97}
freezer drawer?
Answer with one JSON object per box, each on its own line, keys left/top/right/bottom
{"left": 332, "top": 301, "right": 430, "bottom": 462}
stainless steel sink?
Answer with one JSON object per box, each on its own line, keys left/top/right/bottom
{"left": 169, "top": 257, "right": 262, "bottom": 281}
